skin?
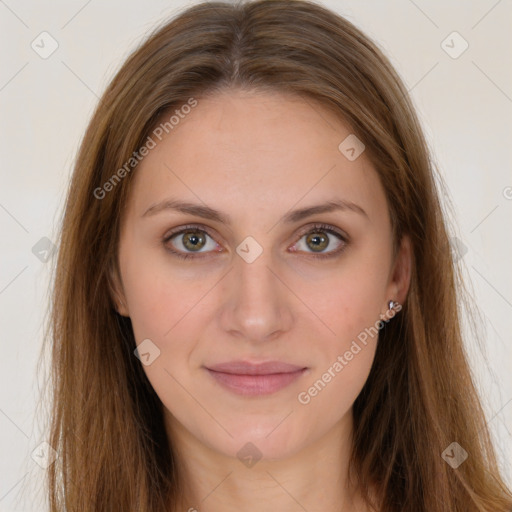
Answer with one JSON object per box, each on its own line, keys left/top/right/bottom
{"left": 112, "top": 88, "right": 412, "bottom": 512}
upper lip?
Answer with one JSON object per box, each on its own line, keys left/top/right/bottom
{"left": 205, "top": 360, "right": 306, "bottom": 375}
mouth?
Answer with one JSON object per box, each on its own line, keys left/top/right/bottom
{"left": 204, "top": 360, "right": 309, "bottom": 396}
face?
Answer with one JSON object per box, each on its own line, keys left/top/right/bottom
{"left": 113, "top": 88, "right": 410, "bottom": 462}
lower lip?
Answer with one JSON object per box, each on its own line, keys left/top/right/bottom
{"left": 206, "top": 368, "right": 307, "bottom": 396}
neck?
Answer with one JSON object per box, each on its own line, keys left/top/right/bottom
{"left": 166, "top": 410, "right": 369, "bottom": 512}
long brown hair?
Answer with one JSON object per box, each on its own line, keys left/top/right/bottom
{"left": 41, "top": 0, "right": 512, "bottom": 510}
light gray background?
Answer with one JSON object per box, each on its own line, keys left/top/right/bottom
{"left": 1, "top": 0, "right": 511, "bottom": 510}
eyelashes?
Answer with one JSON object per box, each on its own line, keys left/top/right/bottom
{"left": 162, "top": 222, "right": 349, "bottom": 261}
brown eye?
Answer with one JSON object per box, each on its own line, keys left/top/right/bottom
{"left": 163, "top": 223, "right": 348, "bottom": 261}
{"left": 305, "top": 231, "right": 330, "bottom": 252}
{"left": 180, "top": 230, "right": 207, "bottom": 252}
{"left": 164, "top": 226, "right": 219, "bottom": 259}
{"left": 292, "top": 224, "right": 348, "bottom": 259}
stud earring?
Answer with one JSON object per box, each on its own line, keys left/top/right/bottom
{"left": 388, "top": 300, "right": 400, "bottom": 311}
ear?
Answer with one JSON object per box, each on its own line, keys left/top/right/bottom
{"left": 385, "top": 234, "right": 412, "bottom": 309}
{"left": 108, "top": 259, "right": 130, "bottom": 317}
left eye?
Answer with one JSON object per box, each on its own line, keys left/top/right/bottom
{"left": 163, "top": 224, "right": 348, "bottom": 260}
{"left": 292, "top": 228, "right": 346, "bottom": 256}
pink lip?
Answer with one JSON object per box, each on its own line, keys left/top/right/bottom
{"left": 205, "top": 360, "right": 308, "bottom": 396}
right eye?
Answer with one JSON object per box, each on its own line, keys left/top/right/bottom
{"left": 163, "top": 225, "right": 221, "bottom": 260}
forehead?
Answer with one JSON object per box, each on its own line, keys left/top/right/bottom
{"left": 126, "top": 89, "right": 386, "bottom": 225}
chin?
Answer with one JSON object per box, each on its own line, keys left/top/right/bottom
{"left": 207, "top": 417, "right": 311, "bottom": 463}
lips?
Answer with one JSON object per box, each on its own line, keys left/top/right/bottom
{"left": 206, "top": 360, "right": 306, "bottom": 375}
{"left": 204, "top": 360, "right": 308, "bottom": 396}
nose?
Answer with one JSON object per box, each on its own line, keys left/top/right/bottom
{"left": 218, "top": 250, "right": 294, "bottom": 344}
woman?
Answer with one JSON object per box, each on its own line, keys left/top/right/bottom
{"left": 42, "top": 0, "right": 512, "bottom": 510}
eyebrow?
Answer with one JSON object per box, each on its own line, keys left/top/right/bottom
{"left": 142, "top": 197, "right": 369, "bottom": 224}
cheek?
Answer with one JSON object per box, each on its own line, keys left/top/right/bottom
{"left": 298, "top": 282, "right": 381, "bottom": 416}
{"left": 294, "top": 233, "right": 391, "bottom": 325}
{"left": 296, "top": 340, "right": 376, "bottom": 431}
{"left": 307, "top": 265, "right": 386, "bottom": 343}
{"left": 119, "top": 246, "right": 214, "bottom": 382}
{"left": 121, "top": 258, "right": 205, "bottom": 419}
{"left": 295, "top": 263, "right": 385, "bottom": 411}
{"left": 120, "top": 242, "right": 200, "bottom": 340}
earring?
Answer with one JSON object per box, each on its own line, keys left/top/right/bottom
{"left": 388, "top": 300, "right": 400, "bottom": 311}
